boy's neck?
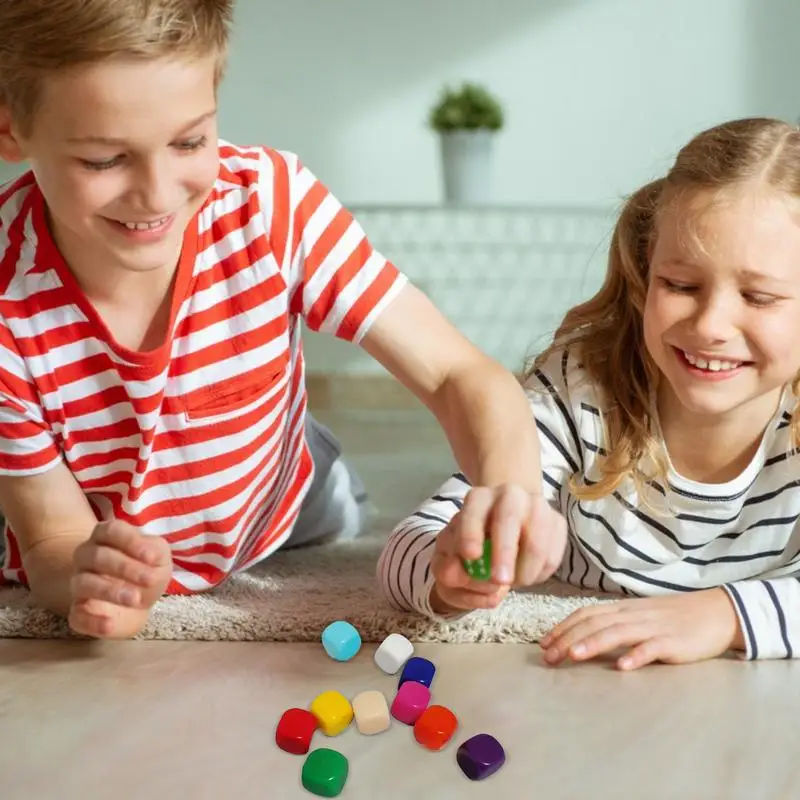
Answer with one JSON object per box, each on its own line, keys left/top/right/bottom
{"left": 51, "top": 223, "right": 181, "bottom": 353}
{"left": 73, "top": 257, "right": 178, "bottom": 307}
{"left": 656, "top": 387, "right": 784, "bottom": 484}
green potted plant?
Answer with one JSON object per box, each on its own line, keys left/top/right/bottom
{"left": 429, "top": 82, "right": 504, "bottom": 205}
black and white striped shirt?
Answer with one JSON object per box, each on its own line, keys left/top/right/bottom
{"left": 377, "top": 348, "right": 800, "bottom": 660}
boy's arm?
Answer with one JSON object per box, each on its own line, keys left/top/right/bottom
{"left": 0, "top": 463, "right": 148, "bottom": 635}
{"left": 278, "top": 152, "right": 539, "bottom": 489}
{"left": 376, "top": 347, "right": 583, "bottom": 617}
{"left": 360, "top": 283, "right": 542, "bottom": 492}
{"left": 722, "top": 577, "right": 800, "bottom": 660}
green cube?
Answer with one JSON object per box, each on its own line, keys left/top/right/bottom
{"left": 301, "top": 748, "right": 349, "bottom": 797}
{"left": 462, "top": 539, "right": 492, "bottom": 581}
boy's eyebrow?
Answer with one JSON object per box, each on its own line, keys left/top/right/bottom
{"left": 66, "top": 110, "right": 217, "bottom": 146}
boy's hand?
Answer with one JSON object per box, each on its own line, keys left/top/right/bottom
{"left": 430, "top": 485, "right": 567, "bottom": 613}
{"left": 68, "top": 520, "right": 172, "bottom": 639}
{"left": 540, "top": 589, "right": 744, "bottom": 670}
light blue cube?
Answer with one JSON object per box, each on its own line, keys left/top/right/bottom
{"left": 321, "top": 620, "right": 362, "bottom": 662}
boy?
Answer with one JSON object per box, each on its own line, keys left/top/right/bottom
{"left": 0, "top": 0, "right": 565, "bottom": 639}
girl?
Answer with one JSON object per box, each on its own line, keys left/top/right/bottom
{"left": 378, "top": 116, "right": 800, "bottom": 669}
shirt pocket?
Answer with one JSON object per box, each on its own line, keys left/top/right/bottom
{"left": 181, "top": 356, "right": 289, "bottom": 426}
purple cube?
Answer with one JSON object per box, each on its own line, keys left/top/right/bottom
{"left": 456, "top": 734, "right": 506, "bottom": 781}
{"left": 398, "top": 656, "right": 436, "bottom": 689}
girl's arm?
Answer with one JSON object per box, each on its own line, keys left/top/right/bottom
{"left": 722, "top": 577, "right": 800, "bottom": 659}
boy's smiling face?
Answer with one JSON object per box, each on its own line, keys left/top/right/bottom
{"left": 1, "top": 55, "right": 220, "bottom": 284}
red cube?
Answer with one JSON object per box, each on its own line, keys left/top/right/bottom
{"left": 413, "top": 704, "right": 458, "bottom": 750}
{"left": 276, "top": 707, "right": 319, "bottom": 755}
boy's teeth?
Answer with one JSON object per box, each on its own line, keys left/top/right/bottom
{"left": 121, "top": 217, "right": 169, "bottom": 231}
{"left": 683, "top": 351, "right": 741, "bottom": 371}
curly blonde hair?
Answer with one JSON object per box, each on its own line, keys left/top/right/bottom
{"left": 529, "top": 117, "right": 800, "bottom": 501}
{"left": 0, "top": 0, "right": 234, "bottom": 136}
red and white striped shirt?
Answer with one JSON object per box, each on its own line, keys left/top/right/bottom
{"left": 0, "top": 142, "right": 405, "bottom": 593}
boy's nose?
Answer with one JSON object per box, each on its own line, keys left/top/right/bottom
{"left": 136, "top": 159, "right": 179, "bottom": 215}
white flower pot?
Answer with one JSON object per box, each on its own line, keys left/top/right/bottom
{"left": 439, "top": 129, "right": 495, "bottom": 205}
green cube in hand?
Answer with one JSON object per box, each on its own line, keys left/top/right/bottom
{"left": 462, "top": 539, "right": 492, "bottom": 581}
{"left": 302, "top": 748, "right": 349, "bottom": 797}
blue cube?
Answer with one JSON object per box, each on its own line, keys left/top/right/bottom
{"left": 398, "top": 656, "right": 436, "bottom": 689}
{"left": 321, "top": 620, "right": 362, "bottom": 662}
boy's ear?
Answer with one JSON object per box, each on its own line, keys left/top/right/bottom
{"left": 0, "top": 106, "right": 26, "bottom": 163}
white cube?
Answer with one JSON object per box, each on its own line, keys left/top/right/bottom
{"left": 374, "top": 633, "right": 414, "bottom": 674}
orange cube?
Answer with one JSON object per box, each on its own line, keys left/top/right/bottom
{"left": 413, "top": 704, "right": 458, "bottom": 751}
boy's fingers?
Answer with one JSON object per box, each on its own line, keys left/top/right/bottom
{"left": 91, "top": 521, "right": 168, "bottom": 566}
{"left": 432, "top": 552, "right": 471, "bottom": 590}
{"left": 71, "top": 571, "right": 143, "bottom": 608}
{"left": 535, "top": 529, "right": 566, "bottom": 583}
{"left": 488, "top": 485, "right": 530, "bottom": 584}
{"left": 73, "top": 543, "right": 154, "bottom": 587}
{"left": 433, "top": 520, "right": 458, "bottom": 558}
{"left": 514, "top": 537, "right": 543, "bottom": 586}
{"left": 68, "top": 600, "right": 113, "bottom": 638}
{"left": 438, "top": 584, "right": 509, "bottom": 611}
{"left": 516, "top": 499, "right": 567, "bottom": 586}
{"left": 457, "top": 488, "right": 495, "bottom": 560}
{"left": 515, "top": 510, "right": 550, "bottom": 586}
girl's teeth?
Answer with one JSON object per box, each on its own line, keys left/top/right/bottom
{"left": 683, "top": 351, "right": 741, "bottom": 371}
{"left": 121, "top": 217, "right": 169, "bottom": 231}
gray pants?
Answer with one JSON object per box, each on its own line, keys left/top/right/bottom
{"left": 281, "top": 413, "right": 370, "bottom": 548}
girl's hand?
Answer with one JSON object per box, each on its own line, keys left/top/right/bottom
{"left": 430, "top": 484, "right": 567, "bottom": 613}
{"left": 540, "top": 588, "right": 744, "bottom": 670}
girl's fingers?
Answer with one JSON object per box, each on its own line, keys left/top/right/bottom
{"left": 540, "top": 601, "right": 623, "bottom": 648}
{"left": 618, "top": 637, "right": 674, "bottom": 671}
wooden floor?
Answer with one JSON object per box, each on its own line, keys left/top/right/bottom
{"left": 1, "top": 408, "right": 798, "bottom": 799}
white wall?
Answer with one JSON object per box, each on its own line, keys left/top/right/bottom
{"left": 220, "top": 0, "right": 800, "bottom": 207}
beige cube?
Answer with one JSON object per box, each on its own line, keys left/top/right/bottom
{"left": 352, "top": 690, "right": 390, "bottom": 735}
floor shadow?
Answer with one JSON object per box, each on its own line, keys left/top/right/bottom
{"left": 0, "top": 638, "right": 106, "bottom": 667}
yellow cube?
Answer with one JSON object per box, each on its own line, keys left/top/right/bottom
{"left": 310, "top": 690, "right": 353, "bottom": 736}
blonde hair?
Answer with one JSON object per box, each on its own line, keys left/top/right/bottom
{"left": 0, "top": 0, "right": 234, "bottom": 136}
{"left": 530, "top": 117, "right": 800, "bottom": 502}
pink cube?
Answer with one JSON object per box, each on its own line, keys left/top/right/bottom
{"left": 390, "top": 680, "right": 431, "bottom": 725}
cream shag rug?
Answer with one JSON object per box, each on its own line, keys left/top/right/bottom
{"left": 0, "top": 534, "right": 614, "bottom": 642}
